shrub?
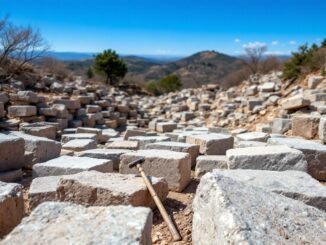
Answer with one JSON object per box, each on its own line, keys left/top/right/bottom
{"left": 145, "top": 75, "right": 183, "bottom": 95}
{"left": 282, "top": 39, "right": 326, "bottom": 80}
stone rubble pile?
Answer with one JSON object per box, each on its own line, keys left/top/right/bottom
{"left": 1, "top": 72, "right": 326, "bottom": 243}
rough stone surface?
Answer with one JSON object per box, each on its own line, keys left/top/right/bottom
{"left": 226, "top": 145, "right": 307, "bottom": 172}
{"left": 0, "top": 182, "right": 24, "bottom": 238}
{"left": 1, "top": 202, "right": 152, "bottom": 245}
{"left": 318, "top": 116, "right": 326, "bottom": 143}
{"left": 195, "top": 155, "right": 228, "bottom": 177}
{"left": 146, "top": 141, "right": 199, "bottom": 167}
{"left": 62, "top": 139, "right": 97, "bottom": 152}
{"left": 272, "top": 118, "right": 291, "bottom": 134}
{"left": 8, "top": 105, "right": 37, "bottom": 117}
{"left": 33, "top": 156, "right": 113, "bottom": 177}
{"left": 20, "top": 123, "right": 57, "bottom": 140}
{"left": 129, "top": 136, "right": 170, "bottom": 149}
{"left": 120, "top": 150, "right": 191, "bottom": 192}
{"left": 0, "top": 169, "right": 23, "bottom": 182}
{"left": 61, "top": 133, "right": 97, "bottom": 144}
{"left": 192, "top": 172, "right": 326, "bottom": 245}
{"left": 236, "top": 131, "right": 269, "bottom": 142}
{"left": 77, "top": 149, "right": 132, "bottom": 170}
{"left": 156, "top": 122, "right": 177, "bottom": 133}
{"left": 212, "top": 169, "right": 326, "bottom": 211}
{"left": 292, "top": 114, "right": 320, "bottom": 139}
{"left": 106, "top": 140, "right": 139, "bottom": 150}
{"left": 10, "top": 132, "right": 61, "bottom": 167}
{"left": 282, "top": 95, "right": 310, "bottom": 110}
{"left": 186, "top": 133, "right": 234, "bottom": 155}
{"left": 28, "top": 176, "right": 62, "bottom": 210}
{"left": 268, "top": 137, "right": 326, "bottom": 181}
{"left": 0, "top": 133, "right": 25, "bottom": 172}
{"left": 57, "top": 171, "right": 168, "bottom": 208}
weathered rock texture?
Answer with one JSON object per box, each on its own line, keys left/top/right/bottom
{"left": 1, "top": 202, "right": 152, "bottom": 245}
{"left": 192, "top": 172, "right": 326, "bottom": 245}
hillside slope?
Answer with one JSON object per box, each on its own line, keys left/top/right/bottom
{"left": 125, "top": 51, "right": 244, "bottom": 88}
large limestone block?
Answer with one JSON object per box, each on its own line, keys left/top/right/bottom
{"left": 0, "top": 169, "right": 23, "bottom": 182}
{"left": 318, "top": 116, "right": 326, "bottom": 143}
{"left": 8, "top": 105, "right": 37, "bottom": 117}
{"left": 226, "top": 145, "right": 307, "bottom": 172}
{"left": 272, "top": 118, "right": 291, "bottom": 134}
{"left": 129, "top": 136, "right": 170, "bottom": 149}
{"left": 53, "top": 99, "right": 81, "bottom": 110}
{"left": 235, "top": 131, "right": 269, "bottom": 142}
{"left": 106, "top": 140, "right": 139, "bottom": 150}
{"left": 282, "top": 95, "right": 310, "bottom": 110}
{"left": 195, "top": 155, "right": 228, "bottom": 177}
{"left": 120, "top": 150, "right": 191, "bottom": 192}
{"left": 0, "top": 133, "right": 25, "bottom": 172}
{"left": 156, "top": 122, "right": 177, "bottom": 133}
{"left": 28, "top": 176, "right": 62, "bottom": 210}
{"left": 61, "top": 133, "right": 97, "bottom": 144}
{"left": 192, "top": 172, "right": 326, "bottom": 245}
{"left": 20, "top": 123, "right": 57, "bottom": 140}
{"left": 33, "top": 156, "right": 113, "bottom": 177}
{"left": 146, "top": 141, "right": 199, "bottom": 167}
{"left": 57, "top": 171, "right": 168, "bottom": 208}
{"left": 292, "top": 114, "right": 320, "bottom": 139}
{"left": 62, "top": 139, "right": 97, "bottom": 152}
{"left": 1, "top": 202, "right": 152, "bottom": 245}
{"left": 212, "top": 169, "right": 326, "bottom": 211}
{"left": 10, "top": 132, "right": 61, "bottom": 167}
{"left": 77, "top": 149, "right": 132, "bottom": 170}
{"left": 123, "top": 129, "right": 146, "bottom": 140}
{"left": 186, "top": 133, "right": 234, "bottom": 155}
{"left": 0, "top": 182, "right": 24, "bottom": 238}
{"left": 268, "top": 137, "right": 326, "bottom": 181}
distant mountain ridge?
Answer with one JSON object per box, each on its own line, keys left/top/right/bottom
{"left": 124, "top": 51, "right": 244, "bottom": 88}
{"left": 59, "top": 50, "right": 245, "bottom": 88}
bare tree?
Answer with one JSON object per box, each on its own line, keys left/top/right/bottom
{"left": 242, "top": 42, "right": 268, "bottom": 74}
{"left": 0, "top": 17, "right": 49, "bottom": 71}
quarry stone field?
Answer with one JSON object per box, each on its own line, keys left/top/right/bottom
{"left": 1, "top": 72, "right": 326, "bottom": 244}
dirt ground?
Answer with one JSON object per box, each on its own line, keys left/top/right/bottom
{"left": 152, "top": 178, "right": 198, "bottom": 245}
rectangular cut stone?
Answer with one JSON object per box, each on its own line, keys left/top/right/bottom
{"left": 236, "top": 131, "right": 269, "bottom": 142}
{"left": 292, "top": 114, "right": 320, "bottom": 139}
{"left": 186, "top": 133, "right": 234, "bottom": 155}
{"left": 10, "top": 132, "right": 61, "bottom": 167}
{"left": 8, "top": 105, "right": 37, "bottom": 117}
{"left": 61, "top": 133, "right": 97, "bottom": 144}
{"left": 120, "top": 150, "right": 191, "bottom": 192}
{"left": 1, "top": 202, "right": 152, "bottom": 245}
{"left": 212, "top": 169, "right": 326, "bottom": 211}
{"left": 146, "top": 141, "right": 199, "bottom": 167}
{"left": 57, "top": 171, "right": 168, "bottom": 209}
{"left": 195, "top": 155, "right": 228, "bottom": 177}
{"left": 32, "top": 156, "right": 113, "bottom": 177}
{"left": 282, "top": 95, "right": 310, "bottom": 110}
{"left": 272, "top": 118, "right": 291, "bottom": 134}
{"left": 192, "top": 172, "right": 326, "bottom": 245}
{"left": 53, "top": 99, "right": 81, "bottom": 109}
{"left": 62, "top": 139, "right": 97, "bottom": 152}
{"left": 156, "top": 122, "right": 177, "bottom": 133}
{"left": 77, "top": 149, "right": 132, "bottom": 170}
{"left": 0, "top": 134, "right": 25, "bottom": 172}
{"left": 226, "top": 145, "right": 307, "bottom": 172}
{"left": 0, "top": 182, "right": 24, "bottom": 237}
{"left": 20, "top": 123, "right": 57, "bottom": 140}
{"left": 129, "top": 136, "right": 170, "bottom": 149}
{"left": 106, "top": 140, "right": 139, "bottom": 150}
{"left": 268, "top": 137, "right": 326, "bottom": 181}
{"left": 123, "top": 129, "right": 146, "bottom": 140}
{"left": 28, "top": 176, "right": 62, "bottom": 210}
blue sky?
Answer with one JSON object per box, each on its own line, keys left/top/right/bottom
{"left": 1, "top": 0, "right": 325, "bottom": 56}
